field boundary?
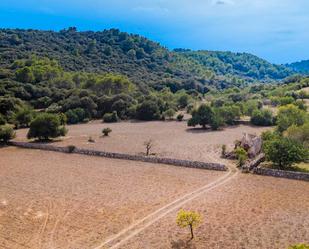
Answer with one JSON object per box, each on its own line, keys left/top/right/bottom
{"left": 253, "top": 166, "right": 309, "bottom": 181}
{"left": 8, "top": 141, "right": 228, "bottom": 171}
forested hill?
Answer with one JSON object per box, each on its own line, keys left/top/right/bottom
{"left": 286, "top": 60, "right": 309, "bottom": 74}
{"left": 0, "top": 28, "right": 295, "bottom": 91}
{"left": 174, "top": 49, "right": 293, "bottom": 81}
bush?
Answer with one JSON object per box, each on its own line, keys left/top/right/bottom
{"left": 103, "top": 111, "right": 119, "bottom": 123}
{"left": 0, "top": 124, "right": 16, "bottom": 143}
{"left": 136, "top": 101, "right": 160, "bottom": 121}
{"left": 263, "top": 137, "right": 308, "bottom": 169}
{"left": 13, "top": 107, "right": 34, "bottom": 128}
{"left": 102, "top": 127, "right": 112, "bottom": 136}
{"left": 177, "top": 113, "right": 184, "bottom": 121}
{"left": 27, "top": 113, "right": 67, "bottom": 141}
{"left": 285, "top": 123, "right": 309, "bottom": 148}
{"left": 250, "top": 109, "right": 274, "bottom": 126}
{"left": 288, "top": 244, "right": 309, "bottom": 249}
{"left": 276, "top": 105, "right": 307, "bottom": 133}
{"left": 65, "top": 108, "right": 86, "bottom": 124}
{"left": 235, "top": 147, "right": 248, "bottom": 167}
{"left": 164, "top": 108, "right": 175, "bottom": 120}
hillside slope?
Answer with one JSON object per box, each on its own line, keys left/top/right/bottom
{"left": 0, "top": 28, "right": 295, "bottom": 92}
{"left": 287, "top": 60, "right": 309, "bottom": 74}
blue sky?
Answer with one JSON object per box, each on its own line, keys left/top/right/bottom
{"left": 0, "top": 0, "right": 308, "bottom": 63}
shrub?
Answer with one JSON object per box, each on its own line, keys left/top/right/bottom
{"left": 27, "top": 113, "right": 67, "bottom": 141}
{"left": 102, "top": 127, "right": 112, "bottom": 136}
{"left": 235, "top": 147, "right": 248, "bottom": 167}
{"left": 177, "top": 113, "right": 184, "bottom": 121}
{"left": 285, "top": 123, "right": 309, "bottom": 148}
{"left": 163, "top": 108, "right": 175, "bottom": 120}
{"left": 103, "top": 111, "right": 119, "bottom": 123}
{"left": 263, "top": 137, "right": 308, "bottom": 169}
{"left": 250, "top": 109, "right": 274, "bottom": 126}
{"left": 288, "top": 244, "right": 309, "bottom": 249}
{"left": 210, "top": 112, "right": 225, "bottom": 130}
{"left": 136, "top": 101, "right": 160, "bottom": 121}
{"left": 65, "top": 108, "right": 86, "bottom": 124}
{"left": 0, "top": 124, "right": 16, "bottom": 143}
{"left": 276, "top": 104, "right": 307, "bottom": 133}
{"left": 13, "top": 107, "right": 34, "bottom": 128}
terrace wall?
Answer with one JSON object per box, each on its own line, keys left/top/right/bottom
{"left": 9, "top": 141, "right": 228, "bottom": 171}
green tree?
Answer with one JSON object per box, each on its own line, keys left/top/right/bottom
{"left": 0, "top": 125, "right": 16, "bottom": 143}
{"left": 250, "top": 109, "right": 274, "bottom": 126}
{"left": 176, "top": 209, "right": 202, "bottom": 240}
{"left": 188, "top": 104, "right": 214, "bottom": 129}
{"left": 103, "top": 111, "right": 119, "bottom": 123}
{"left": 285, "top": 123, "right": 309, "bottom": 148}
{"left": 27, "top": 113, "right": 67, "bottom": 141}
{"left": 136, "top": 101, "right": 160, "bottom": 121}
{"left": 13, "top": 107, "right": 34, "bottom": 128}
{"left": 276, "top": 105, "right": 307, "bottom": 132}
{"left": 263, "top": 137, "right": 308, "bottom": 169}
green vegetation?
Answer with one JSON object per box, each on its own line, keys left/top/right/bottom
{"left": 235, "top": 147, "right": 248, "bottom": 167}
{"left": 176, "top": 209, "right": 202, "bottom": 240}
{"left": 102, "top": 127, "right": 112, "bottom": 136}
{"left": 288, "top": 243, "right": 309, "bottom": 249}
{"left": 27, "top": 113, "right": 67, "bottom": 141}
{"left": 263, "top": 136, "right": 308, "bottom": 169}
{"left": 0, "top": 124, "right": 16, "bottom": 143}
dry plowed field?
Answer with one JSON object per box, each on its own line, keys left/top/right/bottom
{"left": 0, "top": 147, "right": 223, "bottom": 249}
{"left": 3, "top": 122, "right": 309, "bottom": 249}
{"left": 15, "top": 121, "right": 271, "bottom": 163}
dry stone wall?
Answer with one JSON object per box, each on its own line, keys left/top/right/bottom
{"left": 9, "top": 141, "right": 227, "bottom": 171}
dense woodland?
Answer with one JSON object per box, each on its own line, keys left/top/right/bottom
{"left": 287, "top": 60, "right": 309, "bottom": 74}
{"left": 0, "top": 28, "right": 300, "bottom": 92}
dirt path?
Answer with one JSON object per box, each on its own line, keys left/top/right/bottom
{"left": 93, "top": 162, "right": 238, "bottom": 249}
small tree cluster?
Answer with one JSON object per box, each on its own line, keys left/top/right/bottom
{"left": 27, "top": 113, "right": 67, "bottom": 141}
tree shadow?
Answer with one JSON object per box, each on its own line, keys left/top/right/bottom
{"left": 186, "top": 127, "right": 222, "bottom": 134}
{"left": 170, "top": 239, "right": 197, "bottom": 249}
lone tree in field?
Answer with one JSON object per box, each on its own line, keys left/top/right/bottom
{"left": 176, "top": 209, "right": 202, "bottom": 240}
{"left": 188, "top": 104, "right": 214, "bottom": 129}
{"left": 144, "top": 139, "right": 154, "bottom": 156}
{"left": 27, "top": 113, "right": 67, "bottom": 141}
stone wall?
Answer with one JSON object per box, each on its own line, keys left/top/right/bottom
{"left": 9, "top": 141, "right": 227, "bottom": 171}
{"left": 253, "top": 167, "right": 309, "bottom": 181}
{"left": 242, "top": 153, "right": 265, "bottom": 171}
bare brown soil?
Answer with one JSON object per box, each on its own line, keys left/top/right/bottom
{"left": 5, "top": 122, "right": 308, "bottom": 249}
{"left": 0, "top": 147, "right": 222, "bottom": 249}
{"left": 15, "top": 121, "right": 271, "bottom": 163}
{"left": 118, "top": 174, "right": 309, "bottom": 249}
